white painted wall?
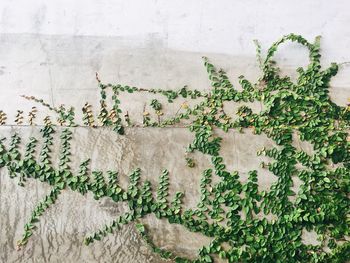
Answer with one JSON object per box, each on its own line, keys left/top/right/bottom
{"left": 0, "top": 0, "right": 349, "bottom": 115}
{"left": 0, "top": 0, "right": 350, "bottom": 59}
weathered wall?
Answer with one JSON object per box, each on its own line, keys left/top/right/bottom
{"left": 0, "top": 1, "right": 350, "bottom": 262}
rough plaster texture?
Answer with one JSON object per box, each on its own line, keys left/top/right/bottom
{"left": 0, "top": 126, "right": 309, "bottom": 262}
{"left": 1, "top": 0, "right": 350, "bottom": 262}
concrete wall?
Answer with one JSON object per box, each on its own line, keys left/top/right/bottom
{"left": 0, "top": 1, "right": 350, "bottom": 262}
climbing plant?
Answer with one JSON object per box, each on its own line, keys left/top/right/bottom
{"left": 0, "top": 33, "right": 350, "bottom": 262}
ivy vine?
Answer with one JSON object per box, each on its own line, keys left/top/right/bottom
{"left": 0, "top": 33, "right": 350, "bottom": 262}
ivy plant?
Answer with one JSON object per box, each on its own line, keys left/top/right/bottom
{"left": 0, "top": 33, "right": 350, "bottom": 263}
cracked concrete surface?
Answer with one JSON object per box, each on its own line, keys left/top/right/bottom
{"left": 0, "top": 125, "right": 338, "bottom": 262}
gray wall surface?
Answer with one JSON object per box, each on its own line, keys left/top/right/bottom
{"left": 0, "top": 1, "right": 350, "bottom": 262}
